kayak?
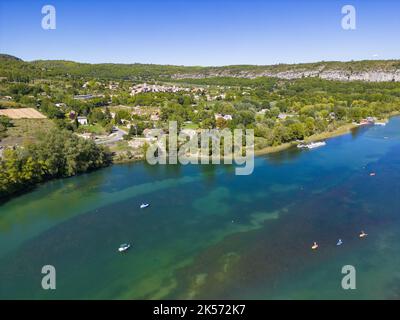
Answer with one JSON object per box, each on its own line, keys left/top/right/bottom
{"left": 118, "top": 243, "right": 131, "bottom": 252}
{"left": 359, "top": 232, "right": 368, "bottom": 238}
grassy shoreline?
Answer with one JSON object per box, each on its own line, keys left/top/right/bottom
{"left": 254, "top": 123, "right": 358, "bottom": 156}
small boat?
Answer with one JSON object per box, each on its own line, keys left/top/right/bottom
{"left": 369, "top": 172, "right": 376, "bottom": 177}
{"left": 140, "top": 203, "right": 150, "bottom": 209}
{"left": 307, "top": 141, "right": 326, "bottom": 149}
{"left": 375, "top": 122, "right": 387, "bottom": 126}
{"left": 298, "top": 141, "right": 326, "bottom": 149}
{"left": 359, "top": 120, "right": 370, "bottom": 126}
{"left": 359, "top": 231, "right": 368, "bottom": 238}
{"left": 336, "top": 239, "right": 343, "bottom": 246}
{"left": 118, "top": 243, "right": 131, "bottom": 252}
{"left": 311, "top": 242, "right": 319, "bottom": 250}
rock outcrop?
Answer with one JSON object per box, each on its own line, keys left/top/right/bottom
{"left": 172, "top": 65, "right": 400, "bottom": 82}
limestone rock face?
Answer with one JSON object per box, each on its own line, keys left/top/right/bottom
{"left": 172, "top": 68, "right": 400, "bottom": 82}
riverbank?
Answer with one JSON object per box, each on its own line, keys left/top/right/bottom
{"left": 255, "top": 122, "right": 359, "bottom": 156}
{"left": 255, "top": 113, "right": 400, "bottom": 156}
{"left": 113, "top": 117, "right": 395, "bottom": 163}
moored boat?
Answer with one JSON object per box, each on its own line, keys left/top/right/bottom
{"left": 297, "top": 141, "right": 326, "bottom": 149}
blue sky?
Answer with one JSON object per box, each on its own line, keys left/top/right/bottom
{"left": 0, "top": 0, "right": 399, "bottom": 66}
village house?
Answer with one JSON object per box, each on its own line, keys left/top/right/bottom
{"left": 74, "top": 94, "right": 95, "bottom": 100}
{"left": 150, "top": 113, "right": 160, "bottom": 121}
{"left": 215, "top": 113, "right": 233, "bottom": 121}
{"left": 191, "top": 87, "right": 205, "bottom": 93}
{"left": 73, "top": 94, "right": 104, "bottom": 100}
{"left": 257, "top": 109, "right": 269, "bottom": 115}
{"left": 39, "top": 92, "right": 51, "bottom": 98}
{"left": 77, "top": 116, "right": 88, "bottom": 125}
{"left": 131, "top": 106, "right": 149, "bottom": 117}
{"left": 214, "top": 93, "right": 226, "bottom": 100}
{"left": 277, "top": 113, "right": 295, "bottom": 120}
{"left": 141, "top": 128, "right": 165, "bottom": 139}
{"left": 142, "top": 128, "right": 154, "bottom": 138}
{"left": 82, "top": 81, "right": 102, "bottom": 89}
{"left": 77, "top": 133, "right": 95, "bottom": 140}
{"left": 359, "top": 117, "right": 376, "bottom": 125}
{"left": 128, "top": 139, "right": 147, "bottom": 149}
{"left": 108, "top": 82, "right": 119, "bottom": 90}
{"left": 129, "top": 83, "right": 190, "bottom": 96}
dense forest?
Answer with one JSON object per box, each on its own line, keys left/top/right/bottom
{"left": 0, "top": 129, "right": 111, "bottom": 200}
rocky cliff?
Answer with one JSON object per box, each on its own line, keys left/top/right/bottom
{"left": 172, "top": 62, "right": 400, "bottom": 82}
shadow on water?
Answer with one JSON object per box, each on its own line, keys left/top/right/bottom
{"left": 350, "top": 125, "right": 370, "bottom": 139}
{"left": 0, "top": 166, "right": 109, "bottom": 206}
{"left": 262, "top": 146, "right": 303, "bottom": 165}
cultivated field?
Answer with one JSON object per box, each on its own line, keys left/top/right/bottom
{"left": 0, "top": 118, "right": 55, "bottom": 147}
{"left": 0, "top": 108, "right": 46, "bottom": 119}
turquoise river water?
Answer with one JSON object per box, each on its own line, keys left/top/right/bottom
{"left": 2, "top": 118, "right": 400, "bottom": 299}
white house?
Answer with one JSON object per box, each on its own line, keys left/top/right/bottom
{"left": 257, "top": 109, "right": 269, "bottom": 115}
{"left": 77, "top": 116, "right": 88, "bottom": 125}
{"left": 277, "top": 113, "right": 296, "bottom": 120}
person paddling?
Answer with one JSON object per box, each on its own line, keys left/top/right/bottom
{"left": 359, "top": 231, "right": 368, "bottom": 238}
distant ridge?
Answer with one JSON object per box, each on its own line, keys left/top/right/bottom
{"left": 0, "top": 53, "right": 400, "bottom": 82}
{"left": 0, "top": 54, "right": 22, "bottom": 62}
